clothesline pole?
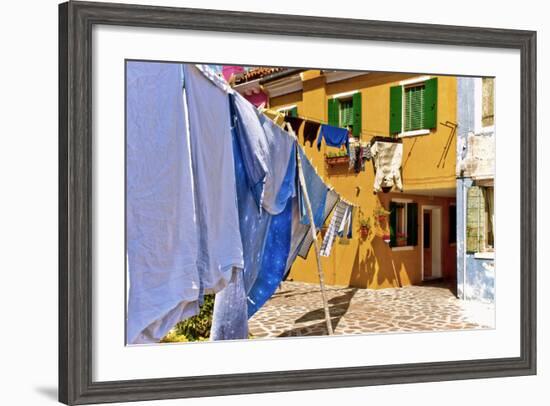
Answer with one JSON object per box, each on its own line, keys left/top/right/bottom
{"left": 296, "top": 150, "right": 334, "bottom": 336}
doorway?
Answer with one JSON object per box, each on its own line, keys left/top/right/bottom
{"left": 422, "top": 206, "right": 442, "bottom": 280}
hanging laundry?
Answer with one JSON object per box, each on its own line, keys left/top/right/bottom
{"left": 285, "top": 116, "right": 304, "bottom": 134}
{"left": 317, "top": 124, "right": 349, "bottom": 152}
{"left": 184, "top": 64, "right": 244, "bottom": 296}
{"left": 232, "top": 93, "right": 270, "bottom": 208}
{"left": 209, "top": 98, "right": 268, "bottom": 341}
{"left": 210, "top": 267, "right": 248, "bottom": 341}
{"left": 126, "top": 62, "right": 200, "bottom": 345}
{"left": 214, "top": 94, "right": 296, "bottom": 323}
{"left": 259, "top": 114, "right": 297, "bottom": 214}
{"left": 233, "top": 93, "right": 296, "bottom": 215}
{"left": 260, "top": 107, "right": 286, "bottom": 127}
{"left": 361, "top": 142, "right": 372, "bottom": 162}
{"left": 298, "top": 147, "right": 328, "bottom": 226}
{"left": 296, "top": 189, "right": 339, "bottom": 260}
{"left": 302, "top": 120, "right": 321, "bottom": 147}
{"left": 337, "top": 205, "right": 352, "bottom": 238}
{"left": 247, "top": 198, "right": 293, "bottom": 318}
{"left": 354, "top": 144, "right": 362, "bottom": 173}
{"left": 320, "top": 201, "right": 350, "bottom": 257}
{"left": 348, "top": 141, "right": 357, "bottom": 170}
{"left": 370, "top": 140, "right": 404, "bottom": 192}
{"left": 346, "top": 206, "right": 354, "bottom": 239}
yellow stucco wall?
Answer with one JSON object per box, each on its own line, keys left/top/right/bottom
{"left": 270, "top": 72, "right": 457, "bottom": 289}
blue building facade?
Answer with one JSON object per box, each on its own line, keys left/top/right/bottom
{"left": 456, "top": 77, "right": 495, "bottom": 303}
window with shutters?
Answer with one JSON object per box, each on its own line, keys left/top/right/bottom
{"left": 404, "top": 84, "right": 425, "bottom": 131}
{"left": 328, "top": 91, "right": 362, "bottom": 137}
{"left": 466, "top": 185, "right": 494, "bottom": 253}
{"left": 389, "top": 77, "right": 437, "bottom": 137}
{"left": 339, "top": 98, "right": 354, "bottom": 128}
{"left": 389, "top": 200, "right": 418, "bottom": 249}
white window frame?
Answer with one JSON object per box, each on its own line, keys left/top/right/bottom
{"left": 398, "top": 76, "right": 432, "bottom": 138}
{"left": 329, "top": 90, "right": 359, "bottom": 130}
{"left": 390, "top": 198, "right": 415, "bottom": 251}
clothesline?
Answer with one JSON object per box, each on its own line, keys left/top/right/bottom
{"left": 279, "top": 120, "right": 359, "bottom": 209}
{"left": 278, "top": 110, "right": 399, "bottom": 142}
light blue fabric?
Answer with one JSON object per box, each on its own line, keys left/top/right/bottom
{"left": 232, "top": 93, "right": 269, "bottom": 207}
{"left": 258, "top": 112, "right": 297, "bottom": 215}
{"left": 317, "top": 124, "right": 349, "bottom": 152}
{"left": 210, "top": 267, "right": 248, "bottom": 341}
{"left": 228, "top": 94, "right": 272, "bottom": 293}
{"left": 298, "top": 146, "right": 328, "bottom": 227}
{"left": 232, "top": 93, "right": 295, "bottom": 215}
{"left": 126, "top": 62, "right": 200, "bottom": 344}
{"left": 183, "top": 65, "right": 244, "bottom": 298}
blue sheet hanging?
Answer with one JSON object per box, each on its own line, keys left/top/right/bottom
{"left": 316, "top": 124, "right": 349, "bottom": 152}
{"left": 247, "top": 197, "right": 293, "bottom": 318}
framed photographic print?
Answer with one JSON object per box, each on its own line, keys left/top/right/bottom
{"left": 59, "top": 1, "right": 536, "bottom": 404}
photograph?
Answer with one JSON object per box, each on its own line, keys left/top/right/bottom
{"left": 125, "top": 61, "right": 496, "bottom": 345}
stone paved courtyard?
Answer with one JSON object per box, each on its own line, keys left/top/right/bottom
{"left": 248, "top": 281, "right": 494, "bottom": 338}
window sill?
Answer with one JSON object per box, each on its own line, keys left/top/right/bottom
{"left": 398, "top": 129, "right": 431, "bottom": 138}
{"left": 473, "top": 252, "right": 495, "bottom": 260}
{"left": 391, "top": 246, "right": 415, "bottom": 252}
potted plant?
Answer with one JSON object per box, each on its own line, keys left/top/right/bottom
{"left": 396, "top": 232, "right": 408, "bottom": 246}
{"left": 325, "top": 149, "right": 350, "bottom": 166}
{"left": 374, "top": 206, "right": 390, "bottom": 224}
{"left": 359, "top": 218, "right": 370, "bottom": 238}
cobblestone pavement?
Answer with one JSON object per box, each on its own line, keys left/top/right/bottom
{"left": 248, "top": 281, "right": 494, "bottom": 338}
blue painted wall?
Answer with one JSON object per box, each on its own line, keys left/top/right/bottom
{"left": 456, "top": 77, "right": 495, "bottom": 303}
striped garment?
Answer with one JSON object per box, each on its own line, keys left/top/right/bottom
{"left": 320, "top": 201, "right": 350, "bottom": 257}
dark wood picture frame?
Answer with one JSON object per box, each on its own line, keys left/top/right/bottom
{"left": 59, "top": 1, "right": 537, "bottom": 404}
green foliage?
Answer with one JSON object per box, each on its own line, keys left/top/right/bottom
{"left": 163, "top": 295, "right": 214, "bottom": 342}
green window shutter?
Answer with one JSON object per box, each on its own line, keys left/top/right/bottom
{"left": 389, "top": 85, "right": 402, "bottom": 135}
{"left": 389, "top": 202, "right": 397, "bottom": 247}
{"left": 328, "top": 98, "right": 339, "bottom": 127}
{"left": 288, "top": 106, "right": 298, "bottom": 117}
{"left": 466, "top": 186, "right": 485, "bottom": 253}
{"left": 404, "top": 85, "right": 425, "bottom": 131}
{"left": 340, "top": 100, "right": 353, "bottom": 127}
{"left": 352, "top": 92, "right": 362, "bottom": 137}
{"left": 423, "top": 77, "right": 438, "bottom": 129}
{"left": 406, "top": 203, "right": 418, "bottom": 246}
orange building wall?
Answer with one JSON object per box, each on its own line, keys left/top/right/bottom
{"left": 270, "top": 72, "right": 457, "bottom": 289}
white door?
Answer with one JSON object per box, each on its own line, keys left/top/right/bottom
{"left": 422, "top": 206, "right": 442, "bottom": 280}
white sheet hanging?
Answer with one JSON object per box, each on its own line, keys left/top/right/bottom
{"left": 183, "top": 65, "right": 244, "bottom": 294}
{"left": 126, "top": 62, "right": 200, "bottom": 345}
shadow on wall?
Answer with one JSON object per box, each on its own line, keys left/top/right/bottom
{"left": 347, "top": 232, "right": 410, "bottom": 289}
